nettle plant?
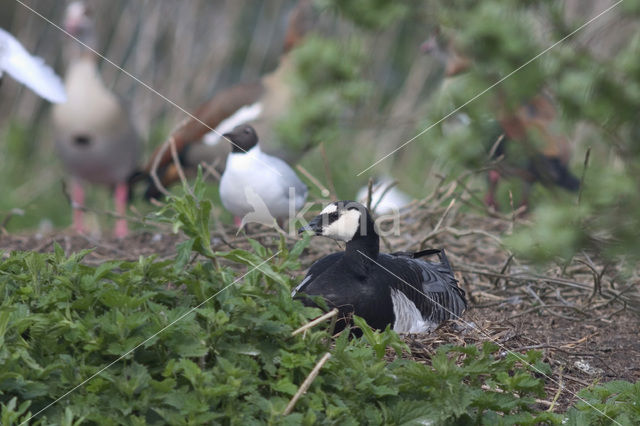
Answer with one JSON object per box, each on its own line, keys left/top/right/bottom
{"left": 1, "top": 173, "right": 635, "bottom": 425}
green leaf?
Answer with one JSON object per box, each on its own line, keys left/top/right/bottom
{"left": 174, "top": 239, "right": 194, "bottom": 272}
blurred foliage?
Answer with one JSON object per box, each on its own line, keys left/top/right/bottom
{"left": 416, "top": 0, "right": 640, "bottom": 262}
{"left": 318, "top": 0, "right": 410, "bottom": 30}
{"left": 276, "top": 36, "right": 370, "bottom": 157}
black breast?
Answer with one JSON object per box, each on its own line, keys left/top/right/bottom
{"left": 295, "top": 255, "right": 396, "bottom": 334}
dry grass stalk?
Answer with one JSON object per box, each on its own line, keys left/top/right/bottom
{"left": 291, "top": 308, "right": 339, "bottom": 337}
{"left": 283, "top": 352, "right": 332, "bottom": 416}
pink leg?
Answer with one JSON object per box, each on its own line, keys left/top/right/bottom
{"left": 234, "top": 216, "right": 243, "bottom": 227}
{"left": 484, "top": 170, "right": 501, "bottom": 210}
{"left": 71, "top": 181, "right": 85, "bottom": 234}
{"left": 518, "top": 182, "right": 533, "bottom": 215}
{"left": 113, "top": 183, "right": 129, "bottom": 238}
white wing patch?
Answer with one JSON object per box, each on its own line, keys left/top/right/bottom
{"left": 0, "top": 28, "right": 66, "bottom": 103}
{"left": 203, "top": 102, "right": 263, "bottom": 146}
{"left": 390, "top": 288, "right": 438, "bottom": 333}
{"left": 292, "top": 274, "right": 313, "bottom": 297}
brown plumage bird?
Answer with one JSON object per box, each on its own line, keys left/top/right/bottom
{"left": 141, "top": 0, "right": 315, "bottom": 200}
{"left": 422, "top": 29, "right": 579, "bottom": 210}
{"left": 52, "top": 1, "right": 141, "bottom": 237}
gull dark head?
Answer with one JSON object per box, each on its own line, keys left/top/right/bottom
{"left": 223, "top": 124, "right": 259, "bottom": 153}
{"left": 299, "top": 201, "right": 372, "bottom": 242}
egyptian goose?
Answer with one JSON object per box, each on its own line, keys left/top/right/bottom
{"left": 422, "top": 30, "right": 579, "bottom": 210}
{"left": 51, "top": 1, "right": 140, "bottom": 237}
{"left": 142, "top": 0, "right": 315, "bottom": 199}
{"left": 0, "top": 27, "right": 66, "bottom": 103}
{"left": 294, "top": 201, "right": 466, "bottom": 334}
{"left": 219, "top": 124, "right": 308, "bottom": 229}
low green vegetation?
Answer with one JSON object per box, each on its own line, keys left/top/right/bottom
{"left": 1, "top": 181, "right": 638, "bottom": 425}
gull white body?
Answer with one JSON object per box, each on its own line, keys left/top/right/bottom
{"left": 219, "top": 146, "right": 307, "bottom": 222}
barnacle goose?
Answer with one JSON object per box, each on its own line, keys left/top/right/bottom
{"left": 294, "top": 201, "right": 466, "bottom": 333}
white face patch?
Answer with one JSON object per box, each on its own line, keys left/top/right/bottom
{"left": 322, "top": 209, "right": 361, "bottom": 242}
{"left": 320, "top": 203, "right": 338, "bottom": 215}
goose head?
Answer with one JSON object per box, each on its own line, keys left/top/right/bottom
{"left": 64, "top": 1, "right": 96, "bottom": 46}
{"left": 223, "top": 124, "right": 259, "bottom": 153}
{"left": 421, "top": 27, "right": 470, "bottom": 77}
{"left": 420, "top": 27, "right": 447, "bottom": 58}
{"left": 299, "top": 201, "right": 374, "bottom": 243}
{"left": 283, "top": 0, "right": 316, "bottom": 53}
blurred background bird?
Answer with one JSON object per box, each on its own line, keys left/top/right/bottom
{"left": 422, "top": 28, "right": 580, "bottom": 211}
{"left": 51, "top": 1, "right": 141, "bottom": 237}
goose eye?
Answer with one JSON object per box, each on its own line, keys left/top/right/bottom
{"left": 328, "top": 212, "right": 339, "bottom": 221}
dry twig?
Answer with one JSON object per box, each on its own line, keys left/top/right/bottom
{"left": 283, "top": 352, "right": 332, "bottom": 416}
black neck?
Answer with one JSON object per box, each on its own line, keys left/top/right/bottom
{"left": 344, "top": 214, "right": 379, "bottom": 264}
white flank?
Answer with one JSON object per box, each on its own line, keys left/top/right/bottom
{"left": 390, "top": 288, "right": 437, "bottom": 333}
{"left": 203, "top": 102, "right": 263, "bottom": 146}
